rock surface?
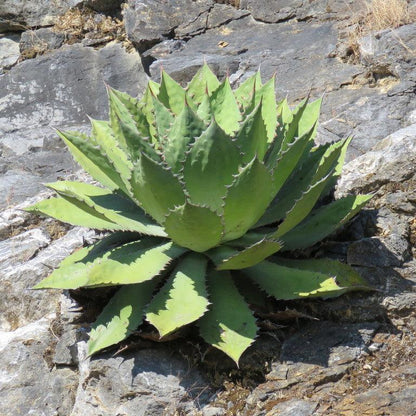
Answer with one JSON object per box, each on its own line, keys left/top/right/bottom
{"left": 0, "top": 42, "right": 147, "bottom": 208}
{"left": 1, "top": 1, "right": 416, "bottom": 415}
{"left": 0, "top": 34, "right": 20, "bottom": 72}
{"left": 0, "top": 0, "right": 82, "bottom": 31}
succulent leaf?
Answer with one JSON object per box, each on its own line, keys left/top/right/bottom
{"left": 253, "top": 76, "right": 277, "bottom": 141}
{"left": 223, "top": 158, "right": 274, "bottom": 241}
{"left": 46, "top": 181, "right": 166, "bottom": 236}
{"left": 209, "top": 78, "right": 241, "bottom": 134}
{"left": 196, "top": 92, "right": 213, "bottom": 123}
{"left": 275, "top": 257, "right": 371, "bottom": 289}
{"left": 267, "top": 123, "right": 317, "bottom": 195}
{"left": 186, "top": 63, "right": 221, "bottom": 104}
{"left": 281, "top": 194, "right": 373, "bottom": 250}
{"left": 29, "top": 65, "right": 372, "bottom": 363}
{"left": 234, "top": 71, "right": 262, "bottom": 110}
{"left": 57, "top": 130, "right": 128, "bottom": 193}
{"left": 297, "top": 97, "right": 322, "bottom": 138}
{"left": 259, "top": 143, "right": 329, "bottom": 227}
{"left": 35, "top": 239, "right": 185, "bottom": 289}
{"left": 235, "top": 100, "right": 268, "bottom": 163}
{"left": 199, "top": 270, "right": 258, "bottom": 365}
{"left": 151, "top": 94, "right": 175, "bottom": 140}
{"left": 158, "top": 70, "right": 186, "bottom": 115}
{"left": 183, "top": 120, "right": 241, "bottom": 211}
{"left": 88, "top": 279, "right": 159, "bottom": 356}
{"left": 242, "top": 259, "right": 354, "bottom": 299}
{"left": 130, "top": 153, "right": 186, "bottom": 224}
{"left": 25, "top": 196, "right": 121, "bottom": 231}
{"left": 164, "top": 202, "right": 223, "bottom": 252}
{"left": 272, "top": 171, "right": 334, "bottom": 238}
{"left": 90, "top": 119, "right": 133, "bottom": 176}
{"left": 280, "top": 97, "right": 311, "bottom": 150}
{"left": 208, "top": 239, "right": 282, "bottom": 270}
{"left": 146, "top": 253, "right": 209, "bottom": 337}
{"left": 163, "top": 104, "right": 206, "bottom": 173}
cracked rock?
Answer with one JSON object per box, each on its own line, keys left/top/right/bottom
{"left": 0, "top": 42, "right": 147, "bottom": 208}
{"left": 0, "top": 34, "right": 20, "bottom": 72}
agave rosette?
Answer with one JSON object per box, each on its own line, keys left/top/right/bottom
{"left": 27, "top": 64, "right": 371, "bottom": 364}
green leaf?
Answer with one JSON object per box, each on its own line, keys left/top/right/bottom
{"left": 35, "top": 239, "right": 185, "bottom": 289}
{"left": 34, "top": 233, "right": 137, "bottom": 288}
{"left": 163, "top": 104, "right": 206, "bottom": 173}
{"left": 57, "top": 130, "right": 127, "bottom": 192}
{"left": 297, "top": 97, "right": 322, "bottom": 138}
{"left": 110, "top": 113, "right": 161, "bottom": 163}
{"left": 146, "top": 253, "right": 209, "bottom": 337}
{"left": 209, "top": 78, "right": 241, "bottom": 134}
{"left": 88, "top": 279, "right": 158, "bottom": 356}
{"left": 158, "top": 70, "right": 186, "bottom": 115}
{"left": 258, "top": 142, "right": 329, "bottom": 227}
{"left": 164, "top": 202, "right": 223, "bottom": 252}
{"left": 273, "top": 257, "right": 371, "bottom": 290}
{"left": 208, "top": 239, "right": 282, "bottom": 270}
{"left": 187, "top": 63, "right": 220, "bottom": 104}
{"left": 107, "top": 86, "right": 141, "bottom": 147}
{"left": 242, "top": 259, "right": 352, "bottom": 300}
{"left": 199, "top": 270, "right": 257, "bottom": 365}
{"left": 138, "top": 85, "right": 158, "bottom": 142}
{"left": 223, "top": 158, "right": 274, "bottom": 241}
{"left": 25, "top": 196, "right": 123, "bottom": 231}
{"left": 266, "top": 123, "right": 317, "bottom": 198}
{"left": 234, "top": 71, "right": 262, "bottom": 110}
{"left": 130, "top": 153, "right": 186, "bottom": 224}
{"left": 183, "top": 120, "right": 241, "bottom": 211}
{"left": 151, "top": 94, "right": 175, "bottom": 140}
{"left": 281, "top": 194, "right": 373, "bottom": 250}
{"left": 319, "top": 137, "right": 353, "bottom": 195}
{"left": 90, "top": 119, "right": 133, "bottom": 180}
{"left": 196, "top": 92, "right": 213, "bottom": 123}
{"left": 280, "top": 97, "right": 311, "bottom": 150}
{"left": 235, "top": 100, "right": 268, "bottom": 163}
{"left": 272, "top": 171, "right": 334, "bottom": 238}
{"left": 46, "top": 181, "right": 166, "bottom": 236}
{"left": 255, "top": 76, "right": 277, "bottom": 141}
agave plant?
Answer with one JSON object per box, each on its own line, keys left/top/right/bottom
{"left": 26, "top": 64, "right": 371, "bottom": 364}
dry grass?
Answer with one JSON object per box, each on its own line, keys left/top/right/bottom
{"left": 343, "top": 0, "right": 415, "bottom": 63}
{"left": 366, "top": 0, "right": 414, "bottom": 30}
{"left": 53, "top": 7, "right": 128, "bottom": 46}
{"left": 214, "top": 0, "right": 241, "bottom": 8}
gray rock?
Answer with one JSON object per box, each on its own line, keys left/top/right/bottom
{"left": 239, "top": 0, "right": 365, "bottom": 24}
{"left": 54, "top": 328, "right": 79, "bottom": 366}
{"left": 0, "top": 0, "right": 82, "bottom": 32}
{"left": 84, "top": 0, "right": 124, "bottom": 13}
{"left": 201, "top": 406, "right": 226, "bottom": 416}
{"left": 336, "top": 123, "right": 416, "bottom": 196}
{"left": 174, "top": 3, "right": 250, "bottom": 39}
{"left": 319, "top": 87, "right": 415, "bottom": 161}
{"left": 0, "top": 225, "right": 96, "bottom": 331}
{"left": 347, "top": 236, "right": 408, "bottom": 267}
{"left": 70, "top": 345, "right": 211, "bottom": 415}
{"left": 280, "top": 322, "right": 378, "bottom": 367}
{"left": 20, "top": 28, "right": 65, "bottom": 54}
{"left": 0, "top": 42, "right": 147, "bottom": 208}
{"left": 240, "top": 0, "right": 302, "bottom": 23}
{"left": 0, "top": 34, "right": 20, "bottom": 72}
{"left": 123, "top": 0, "right": 214, "bottom": 52}
{"left": 359, "top": 23, "right": 416, "bottom": 80}
{"left": 0, "top": 317, "right": 79, "bottom": 416}
{"left": 267, "top": 399, "right": 318, "bottom": 416}
{"left": 150, "top": 17, "right": 360, "bottom": 96}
